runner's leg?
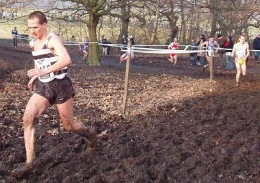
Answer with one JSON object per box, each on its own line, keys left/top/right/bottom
{"left": 56, "top": 98, "right": 97, "bottom": 151}
{"left": 23, "top": 94, "right": 50, "bottom": 164}
{"left": 207, "top": 56, "right": 213, "bottom": 82}
{"left": 241, "top": 63, "right": 246, "bottom": 76}
{"left": 12, "top": 94, "right": 50, "bottom": 177}
{"left": 173, "top": 54, "right": 177, "bottom": 65}
{"left": 235, "top": 62, "right": 241, "bottom": 84}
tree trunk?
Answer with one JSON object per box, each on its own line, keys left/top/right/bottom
{"left": 180, "top": 0, "right": 186, "bottom": 43}
{"left": 118, "top": 2, "right": 130, "bottom": 43}
{"left": 87, "top": 12, "right": 100, "bottom": 66}
{"left": 121, "top": 17, "right": 129, "bottom": 37}
{"left": 167, "top": 21, "right": 179, "bottom": 45}
{"left": 148, "top": 0, "right": 160, "bottom": 45}
{"left": 163, "top": 11, "right": 179, "bottom": 45}
{"left": 210, "top": 9, "right": 218, "bottom": 36}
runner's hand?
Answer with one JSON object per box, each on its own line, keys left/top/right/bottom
{"left": 27, "top": 68, "right": 46, "bottom": 78}
{"left": 27, "top": 75, "right": 37, "bottom": 91}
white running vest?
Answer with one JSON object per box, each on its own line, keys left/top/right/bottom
{"left": 234, "top": 43, "right": 248, "bottom": 59}
{"left": 32, "top": 33, "right": 68, "bottom": 83}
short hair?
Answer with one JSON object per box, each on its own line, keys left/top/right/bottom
{"left": 28, "top": 11, "right": 47, "bottom": 24}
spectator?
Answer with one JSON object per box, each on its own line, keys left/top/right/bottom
{"left": 106, "top": 39, "right": 112, "bottom": 55}
{"left": 129, "top": 35, "right": 135, "bottom": 58}
{"left": 252, "top": 33, "right": 260, "bottom": 63}
{"left": 197, "top": 34, "right": 206, "bottom": 65}
{"left": 121, "top": 34, "right": 128, "bottom": 54}
{"left": 70, "top": 35, "right": 76, "bottom": 44}
{"left": 69, "top": 35, "right": 76, "bottom": 50}
{"left": 224, "top": 36, "right": 234, "bottom": 69}
{"left": 217, "top": 34, "right": 226, "bottom": 68}
{"left": 189, "top": 39, "right": 198, "bottom": 66}
{"left": 11, "top": 27, "right": 18, "bottom": 47}
{"left": 100, "top": 35, "right": 107, "bottom": 55}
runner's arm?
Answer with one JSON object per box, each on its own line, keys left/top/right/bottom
{"left": 231, "top": 44, "right": 236, "bottom": 57}
{"left": 168, "top": 43, "right": 172, "bottom": 49}
{"left": 27, "top": 75, "right": 38, "bottom": 91}
{"left": 245, "top": 43, "right": 250, "bottom": 59}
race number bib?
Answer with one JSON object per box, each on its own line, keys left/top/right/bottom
{"left": 34, "top": 58, "right": 54, "bottom": 81}
{"left": 207, "top": 47, "right": 214, "bottom": 57}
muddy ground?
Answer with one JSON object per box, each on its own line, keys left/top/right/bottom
{"left": 0, "top": 39, "right": 260, "bottom": 183}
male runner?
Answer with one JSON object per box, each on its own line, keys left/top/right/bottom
{"left": 12, "top": 11, "right": 97, "bottom": 177}
{"left": 231, "top": 34, "right": 250, "bottom": 86}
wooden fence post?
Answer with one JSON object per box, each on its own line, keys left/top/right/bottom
{"left": 122, "top": 39, "right": 132, "bottom": 114}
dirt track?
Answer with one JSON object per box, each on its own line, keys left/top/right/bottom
{"left": 0, "top": 39, "right": 260, "bottom": 182}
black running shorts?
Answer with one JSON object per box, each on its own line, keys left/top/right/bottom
{"left": 35, "top": 76, "right": 75, "bottom": 105}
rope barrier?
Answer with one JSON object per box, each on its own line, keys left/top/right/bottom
{"left": 10, "top": 35, "right": 260, "bottom": 52}
{"left": 132, "top": 49, "right": 209, "bottom": 54}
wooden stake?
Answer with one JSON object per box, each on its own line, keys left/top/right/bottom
{"left": 209, "top": 56, "right": 213, "bottom": 82}
{"left": 122, "top": 40, "right": 132, "bottom": 114}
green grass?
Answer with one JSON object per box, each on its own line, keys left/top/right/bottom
{"left": 0, "top": 18, "right": 29, "bottom": 39}
{"left": 0, "top": 17, "right": 170, "bottom": 45}
{"left": 0, "top": 18, "right": 87, "bottom": 41}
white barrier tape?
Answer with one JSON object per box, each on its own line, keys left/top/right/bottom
{"left": 98, "top": 43, "right": 124, "bottom": 48}
{"left": 134, "top": 44, "right": 194, "bottom": 48}
{"left": 10, "top": 35, "right": 260, "bottom": 52}
{"left": 132, "top": 47, "right": 166, "bottom": 51}
{"left": 134, "top": 44, "right": 168, "bottom": 47}
{"left": 63, "top": 43, "right": 80, "bottom": 46}
{"left": 104, "top": 43, "right": 260, "bottom": 52}
{"left": 133, "top": 49, "right": 209, "bottom": 54}
{"left": 12, "top": 34, "right": 30, "bottom": 40}
{"left": 63, "top": 41, "right": 99, "bottom": 46}
{"left": 132, "top": 46, "right": 208, "bottom": 53}
{"left": 184, "top": 46, "right": 189, "bottom": 50}
{"left": 186, "top": 44, "right": 260, "bottom": 52}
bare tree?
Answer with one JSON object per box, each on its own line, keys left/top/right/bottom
{"left": 109, "top": 0, "right": 131, "bottom": 43}
{"left": 62, "top": 0, "right": 109, "bottom": 66}
{"left": 160, "top": 0, "right": 180, "bottom": 44}
{"left": 195, "top": 0, "right": 260, "bottom": 37}
{"left": 144, "top": 0, "right": 163, "bottom": 45}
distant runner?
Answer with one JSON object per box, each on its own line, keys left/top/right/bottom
{"left": 168, "top": 37, "right": 179, "bottom": 65}
{"left": 231, "top": 34, "right": 250, "bottom": 86}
